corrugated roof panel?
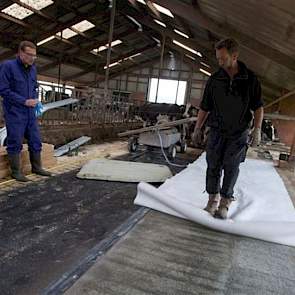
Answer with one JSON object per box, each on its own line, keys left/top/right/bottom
{"left": 41, "top": 64, "right": 84, "bottom": 78}
{"left": 198, "top": 0, "right": 295, "bottom": 57}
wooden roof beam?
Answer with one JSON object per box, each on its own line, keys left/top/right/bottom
{"left": 38, "top": 28, "right": 138, "bottom": 74}
{"left": 0, "top": 12, "right": 32, "bottom": 28}
{"left": 64, "top": 44, "right": 156, "bottom": 81}
{"left": 265, "top": 89, "right": 295, "bottom": 109}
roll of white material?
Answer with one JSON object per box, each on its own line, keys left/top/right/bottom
{"left": 135, "top": 154, "right": 295, "bottom": 247}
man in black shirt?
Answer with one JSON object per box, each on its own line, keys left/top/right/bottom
{"left": 193, "top": 38, "right": 264, "bottom": 219}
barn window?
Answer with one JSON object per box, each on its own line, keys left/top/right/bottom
{"left": 148, "top": 78, "right": 187, "bottom": 105}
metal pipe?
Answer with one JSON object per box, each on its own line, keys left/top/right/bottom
{"left": 57, "top": 30, "right": 63, "bottom": 97}
{"left": 175, "top": 53, "right": 183, "bottom": 104}
{"left": 155, "top": 35, "right": 166, "bottom": 103}
{"left": 175, "top": 80, "right": 180, "bottom": 104}
{"left": 94, "top": 51, "right": 99, "bottom": 88}
{"left": 290, "top": 131, "right": 295, "bottom": 160}
{"left": 104, "top": 0, "right": 116, "bottom": 99}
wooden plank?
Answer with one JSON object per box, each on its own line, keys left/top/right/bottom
{"left": 264, "top": 113, "right": 295, "bottom": 121}
{"left": 0, "top": 143, "right": 56, "bottom": 179}
{"left": 265, "top": 89, "right": 295, "bottom": 109}
{"left": 118, "top": 117, "right": 197, "bottom": 137}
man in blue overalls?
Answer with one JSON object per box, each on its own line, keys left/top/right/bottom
{"left": 0, "top": 41, "right": 51, "bottom": 182}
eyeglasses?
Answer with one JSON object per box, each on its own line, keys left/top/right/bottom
{"left": 22, "top": 51, "right": 37, "bottom": 59}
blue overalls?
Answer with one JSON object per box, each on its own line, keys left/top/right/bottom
{"left": 0, "top": 57, "right": 42, "bottom": 154}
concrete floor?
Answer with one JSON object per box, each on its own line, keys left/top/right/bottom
{"left": 1, "top": 142, "right": 294, "bottom": 294}
{"left": 0, "top": 141, "right": 199, "bottom": 295}
{"left": 65, "top": 210, "right": 295, "bottom": 295}
{"left": 64, "top": 148, "right": 295, "bottom": 295}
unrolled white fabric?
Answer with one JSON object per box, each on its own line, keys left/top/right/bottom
{"left": 135, "top": 153, "right": 295, "bottom": 247}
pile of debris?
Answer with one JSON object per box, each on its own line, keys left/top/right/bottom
{"left": 0, "top": 143, "right": 56, "bottom": 180}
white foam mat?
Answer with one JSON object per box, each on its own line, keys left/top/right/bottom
{"left": 77, "top": 159, "right": 172, "bottom": 183}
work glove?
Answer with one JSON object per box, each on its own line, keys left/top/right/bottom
{"left": 35, "top": 101, "right": 43, "bottom": 117}
{"left": 192, "top": 128, "right": 202, "bottom": 147}
{"left": 250, "top": 127, "right": 261, "bottom": 147}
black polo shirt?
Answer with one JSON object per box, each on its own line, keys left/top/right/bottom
{"left": 200, "top": 61, "right": 263, "bottom": 135}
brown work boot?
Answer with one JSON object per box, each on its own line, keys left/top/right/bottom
{"left": 214, "top": 197, "right": 234, "bottom": 219}
{"left": 204, "top": 194, "right": 220, "bottom": 216}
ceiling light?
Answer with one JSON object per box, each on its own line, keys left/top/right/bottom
{"left": 173, "top": 40, "right": 202, "bottom": 57}
{"left": 126, "top": 15, "right": 142, "bottom": 31}
{"left": 200, "top": 68, "right": 211, "bottom": 76}
{"left": 152, "top": 37, "right": 161, "bottom": 44}
{"left": 37, "top": 35, "right": 55, "bottom": 46}
{"left": 200, "top": 61, "right": 210, "bottom": 68}
{"left": 154, "top": 19, "right": 166, "bottom": 27}
{"left": 185, "top": 54, "right": 195, "bottom": 61}
{"left": 136, "top": 0, "right": 146, "bottom": 4}
{"left": 104, "top": 62, "right": 120, "bottom": 69}
{"left": 97, "top": 40, "right": 123, "bottom": 52}
{"left": 174, "top": 29, "right": 189, "bottom": 39}
{"left": 124, "top": 53, "right": 142, "bottom": 61}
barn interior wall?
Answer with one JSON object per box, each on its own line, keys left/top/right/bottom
{"left": 96, "top": 56, "right": 208, "bottom": 106}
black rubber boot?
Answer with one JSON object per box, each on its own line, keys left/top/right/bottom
{"left": 30, "top": 152, "right": 52, "bottom": 177}
{"left": 8, "top": 154, "right": 30, "bottom": 182}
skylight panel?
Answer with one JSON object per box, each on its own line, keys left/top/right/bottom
{"left": 71, "top": 20, "right": 95, "bottom": 32}
{"left": 21, "top": 0, "right": 54, "bottom": 10}
{"left": 2, "top": 4, "right": 33, "bottom": 19}
{"left": 56, "top": 28, "right": 77, "bottom": 39}
{"left": 1, "top": 0, "right": 53, "bottom": 20}
{"left": 56, "top": 20, "right": 95, "bottom": 39}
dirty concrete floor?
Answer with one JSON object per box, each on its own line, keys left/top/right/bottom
{"left": 65, "top": 211, "right": 295, "bottom": 295}
{"left": 64, "top": 146, "right": 295, "bottom": 295}
{"left": 0, "top": 143, "right": 199, "bottom": 295}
